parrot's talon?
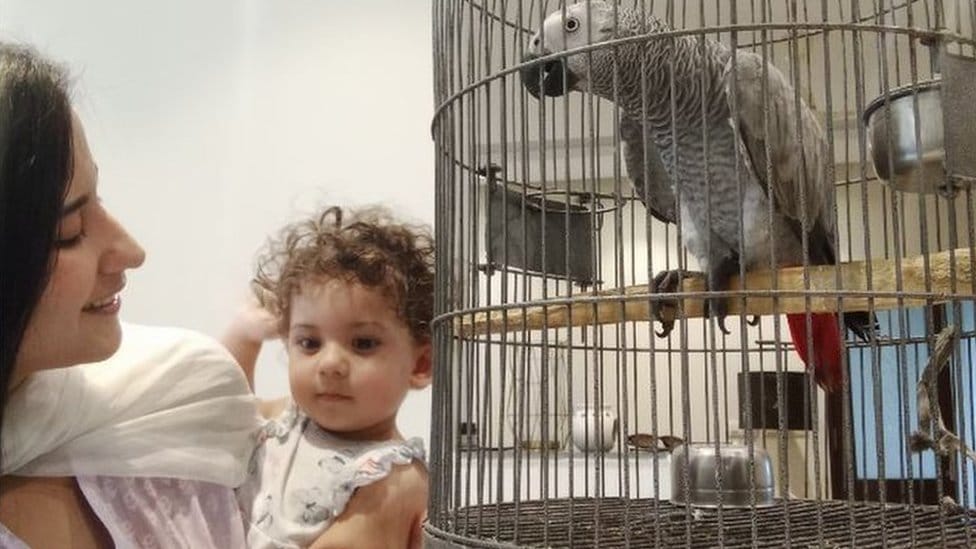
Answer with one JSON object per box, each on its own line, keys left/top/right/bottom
{"left": 717, "top": 316, "right": 732, "bottom": 335}
{"left": 706, "top": 296, "right": 732, "bottom": 335}
{"left": 652, "top": 307, "right": 677, "bottom": 339}
{"left": 747, "top": 315, "right": 761, "bottom": 326}
{"left": 655, "top": 316, "right": 676, "bottom": 338}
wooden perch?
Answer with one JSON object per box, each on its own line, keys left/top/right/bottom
{"left": 456, "top": 247, "right": 973, "bottom": 337}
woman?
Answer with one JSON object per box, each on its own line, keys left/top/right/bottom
{"left": 0, "top": 43, "right": 259, "bottom": 547}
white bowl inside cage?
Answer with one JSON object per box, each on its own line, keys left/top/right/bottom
{"left": 571, "top": 406, "right": 618, "bottom": 452}
{"left": 863, "top": 80, "right": 946, "bottom": 194}
{"left": 670, "top": 443, "right": 776, "bottom": 508}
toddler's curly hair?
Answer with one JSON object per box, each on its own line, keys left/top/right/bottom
{"left": 252, "top": 206, "right": 434, "bottom": 342}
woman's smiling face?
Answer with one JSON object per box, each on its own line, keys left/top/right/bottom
{"left": 13, "top": 113, "right": 146, "bottom": 387}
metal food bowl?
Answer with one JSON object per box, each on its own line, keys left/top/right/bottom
{"left": 670, "top": 443, "right": 776, "bottom": 508}
{"left": 863, "top": 80, "right": 945, "bottom": 194}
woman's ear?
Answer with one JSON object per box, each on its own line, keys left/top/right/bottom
{"left": 410, "top": 343, "right": 433, "bottom": 389}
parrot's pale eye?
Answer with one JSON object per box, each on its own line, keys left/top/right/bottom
{"left": 564, "top": 17, "right": 580, "bottom": 33}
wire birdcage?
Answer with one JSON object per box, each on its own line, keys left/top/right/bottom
{"left": 428, "top": 1, "right": 976, "bottom": 547}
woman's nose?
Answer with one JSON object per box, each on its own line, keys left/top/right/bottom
{"left": 98, "top": 207, "right": 146, "bottom": 273}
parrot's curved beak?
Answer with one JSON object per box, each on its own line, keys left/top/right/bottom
{"left": 519, "top": 52, "right": 576, "bottom": 98}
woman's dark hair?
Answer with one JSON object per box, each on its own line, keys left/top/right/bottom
{"left": 0, "top": 43, "right": 74, "bottom": 454}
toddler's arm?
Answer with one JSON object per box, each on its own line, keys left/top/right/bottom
{"left": 221, "top": 295, "right": 289, "bottom": 418}
{"left": 221, "top": 294, "right": 279, "bottom": 389}
{"left": 309, "top": 461, "right": 428, "bottom": 549}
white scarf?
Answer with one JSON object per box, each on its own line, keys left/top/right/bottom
{"left": 2, "top": 323, "right": 263, "bottom": 487}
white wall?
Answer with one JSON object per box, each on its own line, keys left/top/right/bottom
{"left": 0, "top": 0, "right": 436, "bottom": 441}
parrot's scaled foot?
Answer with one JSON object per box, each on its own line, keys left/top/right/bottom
{"left": 651, "top": 269, "right": 705, "bottom": 338}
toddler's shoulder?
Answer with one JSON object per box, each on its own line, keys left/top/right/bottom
{"left": 381, "top": 459, "right": 428, "bottom": 498}
{"left": 349, "top": 439, "right": 428, "bottom": 506}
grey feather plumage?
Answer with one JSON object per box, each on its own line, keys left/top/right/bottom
{"left": 724, "top": 50, "right": 837, "bottom": 265}
{"left": 619, "top": 113, "right": 676, "bottom": 224}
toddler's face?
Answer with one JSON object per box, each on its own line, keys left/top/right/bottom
{"left": 286, "top": 279, "right": 431, "bottom": 440}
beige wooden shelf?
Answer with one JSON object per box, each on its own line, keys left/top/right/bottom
{"left": 456, "top": 248, "right": 973, "bottom": 337}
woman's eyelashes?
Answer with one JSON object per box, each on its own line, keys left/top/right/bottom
{"left": 55, "top": 205, "right": 91, "bottom": 249}
{"left": 54, "top": 229, "right": 86, "bottom": 249}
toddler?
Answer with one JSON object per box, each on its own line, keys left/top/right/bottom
{"left": 225, "top": 206, "right": 434, "bottom": 549}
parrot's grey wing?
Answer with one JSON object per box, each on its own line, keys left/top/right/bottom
{"left": 723, "top": 50, "right": 836, "bottom": 261}
{"left": 619, "top": 113, "right": 676, "bottom": 224}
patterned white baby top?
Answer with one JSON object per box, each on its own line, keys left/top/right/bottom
{"left": 236, "top": 401, "right": 426, "bottom": 549}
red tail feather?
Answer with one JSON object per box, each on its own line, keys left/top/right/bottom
{"left": 786, "top": 313, "right": 843, "bottom": 392}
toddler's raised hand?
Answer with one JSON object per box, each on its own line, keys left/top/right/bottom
{"left": 223, "top": 289, "right": 281, "bottom": 388}
{"left": 230, "top": 290, "right": 281, "bottom": 344}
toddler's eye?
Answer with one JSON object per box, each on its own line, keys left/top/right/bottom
{"left": 294, "top": 337, "right": 321, "bottom": 353}
{"left": 352, "top": 338, "right": 380, "bottom": 352}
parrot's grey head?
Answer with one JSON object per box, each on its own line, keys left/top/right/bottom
{"left": 520, "top": 1, "right": 633, "bottom": 98}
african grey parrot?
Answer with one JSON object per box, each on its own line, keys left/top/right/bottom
{"left": 519, "top": 1, "right": 873, "bottom": 392}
